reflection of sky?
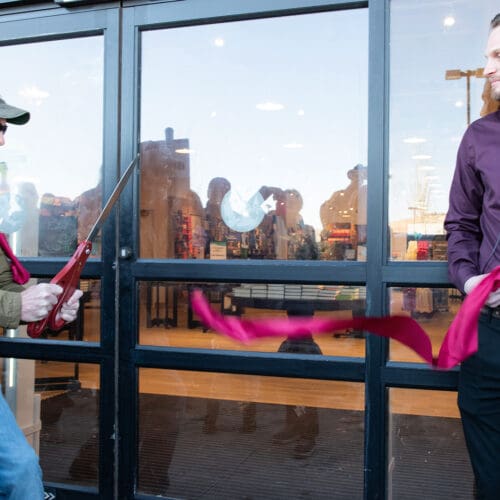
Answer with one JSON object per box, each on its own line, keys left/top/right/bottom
{"left": 0, "top": 36, "right": 103, "bottom": 202}
{"left": 389, "top": 0, "right": 499, "bottom": 226}
{"left": 0, "top": 2, "right": 497, "bottom": 239}
{"left": 141, "top": 10, "right": 369, "bottom": 235}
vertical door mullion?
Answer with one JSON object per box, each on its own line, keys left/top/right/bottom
{"left": 100, "top": 7, "right": 121, "bottom": 499}
{"left": 117, "top": 6, "right": 141, "bottom": 499}
{"left": 365, "top": 0, "right": 390, "bottom": 498}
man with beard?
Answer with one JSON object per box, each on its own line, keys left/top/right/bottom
{"left": 444, "top": 13, "right": 500, "bottom": 500}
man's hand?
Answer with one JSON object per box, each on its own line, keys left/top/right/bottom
{"left": 56, "top": 289, "right": 83, "bottom": 323}
{"left": 464, "top": 273, "right": 500, "bottom": 307}
{"left": 20, "top": 283, "right": 62, "bottom": 322}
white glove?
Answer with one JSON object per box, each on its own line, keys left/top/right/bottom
{"left": 464, "top": 274, "right": 500, "bottom": 307}
{"left": 56, "top": 289, "right": 83, "bottom": 323}
{"left": 20, "top": 283, "right": 62, "bottom": 322}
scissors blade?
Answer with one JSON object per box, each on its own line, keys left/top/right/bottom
{"left": 86, "top": 154, "right": 140, "bottom": 242}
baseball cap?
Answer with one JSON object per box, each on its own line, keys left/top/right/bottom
{"left": 0, "top": 97, "right": 30, "bottom": 125}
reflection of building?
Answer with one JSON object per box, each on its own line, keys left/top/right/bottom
{"left": 390, "top": 212, "right": 447, "bottom": 261}
{"left": 74, "top": 180, "right": 102, "bottom": 257}
{"left": 140, "top": 127, "right": 204, "bottom": 258}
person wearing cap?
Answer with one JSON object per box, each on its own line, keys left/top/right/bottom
{"left": 0, "top": 96, "right": 83, "bottom": 499}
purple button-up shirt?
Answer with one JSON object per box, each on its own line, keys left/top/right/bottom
{"left": 444, "top": 111, "right": 500, "bottom": 292}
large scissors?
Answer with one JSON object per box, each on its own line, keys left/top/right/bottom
{"left": 27, "top": 154, "right": 140, "bottom": 338}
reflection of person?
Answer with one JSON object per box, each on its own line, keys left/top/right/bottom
{"left": 0, "top": 162, "right": 27, "bottom": 235}
{"left": 320, "top": 164, "right": 367, "bottom": 229}
{"left": 257, "top": 186, "right": 288, "bottom": 259}
{"left": 205, "top": 177, "right": 231, "bottom": 244}
{"left": 272, "top": 306, "right": 321, "bottom": 459}
{"left": 284, "top": 189, "right": 318, "bottom": 260}
{"left": 443, "top": 14, "right": 500, "bottom": 500}
{"left": 0, "top": 96, "right": 83, "bottom": 499}
{"left": 320, "top": 164, "right": 367, "bottom": 260}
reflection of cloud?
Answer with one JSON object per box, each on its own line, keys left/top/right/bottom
{"left": 18, "top": 85, "right": 49, "bottom": 106}
{"left": 256, "top": 101, "right": 284, "bottom": 111}
{"left": 64, "top": 66, "right": 101, "bottom": 86}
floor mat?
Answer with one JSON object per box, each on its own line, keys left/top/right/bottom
{"left": 39, "top": 389, "right": 474, "bottom": 499}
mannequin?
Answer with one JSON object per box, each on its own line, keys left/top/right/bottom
{"left": 320, "top": 164, "right": 367, "bottom": 260}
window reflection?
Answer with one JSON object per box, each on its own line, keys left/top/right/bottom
{"left": 139, "top": 281, "right": 366, "bottom": 357}
{"left": 389, "top": 286, "right": 461, "bottom": 362}
{"left": 0, "top": 358, "right": 100, "bottom": 488}
{"left": 138, "top": 369, "right": 364, "bottom": 497}
{"left": 389, "top": 1, "right": 498, "bottom": 261}
{"left": 389, "top": 389, "right": 473, "bottom": 498}
{"left": 0, "top": 36, "right": 103, "bottom": 258}
{"left": 140, "top": 10, "right": 368, "bottom": 260}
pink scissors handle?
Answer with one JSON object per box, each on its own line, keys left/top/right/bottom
{"left": 27, "top": 240, "right": 92, "bottom": 338}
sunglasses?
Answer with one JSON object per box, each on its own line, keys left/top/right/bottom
{"left": 0, "top": 124, "right": 7, "bottom": 134}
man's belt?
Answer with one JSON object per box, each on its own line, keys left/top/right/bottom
{"left": 480, "top": 305, "right": 500, "bottom": 318}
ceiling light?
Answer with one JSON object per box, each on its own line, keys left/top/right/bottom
{"left": 175, "top": 148, "right": 194, "bottom": 154}
{"left": 412, "top": 154, "right": 432, "bottom": 160}
{"left": 256, "top": 102, "right": 284, "bottom": 111}
{"left": 443, "top": 16, "right": 456, "bottom": 27}
{"left": 283, "top": 143, "right": 304, "bottom": 149}
{"left": 403, "top": 137, "right": 427, "bottom": 144}
{"left": 214, "top": 37, "right": 225, "bottom": 47}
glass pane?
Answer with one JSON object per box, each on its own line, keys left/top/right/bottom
{"left": 0, "top": 278, "right": 101, "bottom": 342}
{"left": 389, "top": 388, "right": 474, "bottom": 498}
{"left": 139, "top": 281, "right": 366, "bottom": 358}
{"left": 140, "top": 10, "right": 368, "bottom": 261}
{"left": 0, "top": 36, "right": 103, "bottom": 258}
{"left": 138, "top": 368, "right": 364, "bottom": 497}
{"left": 0, "top": 358, "right": 99, "bottom": 488}
{"left": 388, "top": 286, "right": 461, "bottom": 362}
{"left": 388, "top": 1, "right": 499, "bottom": 261}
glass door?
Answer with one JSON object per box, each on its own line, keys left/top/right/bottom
{"left": 0, "top": 5, "right": 120, "bottom": 498}
{"left": 118, "top": 1, "right": 369, "bottom": 498}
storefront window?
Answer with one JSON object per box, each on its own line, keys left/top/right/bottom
{"left": 138, "top": 368, "right": 364, "bottom": 497}
{"left": 138, "top": 281, "right": 366, "bottom": 358}
{"left": 388, "top": 286, "right": 461, "bottom": 362}
{"left": 0, "top": 278, "right": 101, "bottom": 341}
{"left": 140, "top": 10, "right": 368, "bottom": 261}
{"left": 388, "top": 1, "right": 499, "bottom": 261}
{"left": 389, "top": 388, "right": 473, "bottom": 498}
{"left": 0, "top": 36, "right": 103, "bottom": 259}
{"left": 0, "top": 358, "right": 100, "bottom": 488}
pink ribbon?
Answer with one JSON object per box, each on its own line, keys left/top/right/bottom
{"left": 190, "top": 266, "right": 500, "bottom": 370}
{"left": 0, "top": 232, "right": 30, "bottom": 284}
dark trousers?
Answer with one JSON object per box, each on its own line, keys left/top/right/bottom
{"left": 458, "top": 312, "right": 500, "bottom": 500}
{"left": 277, "top": 336, "right": 322, "bottom": 439}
